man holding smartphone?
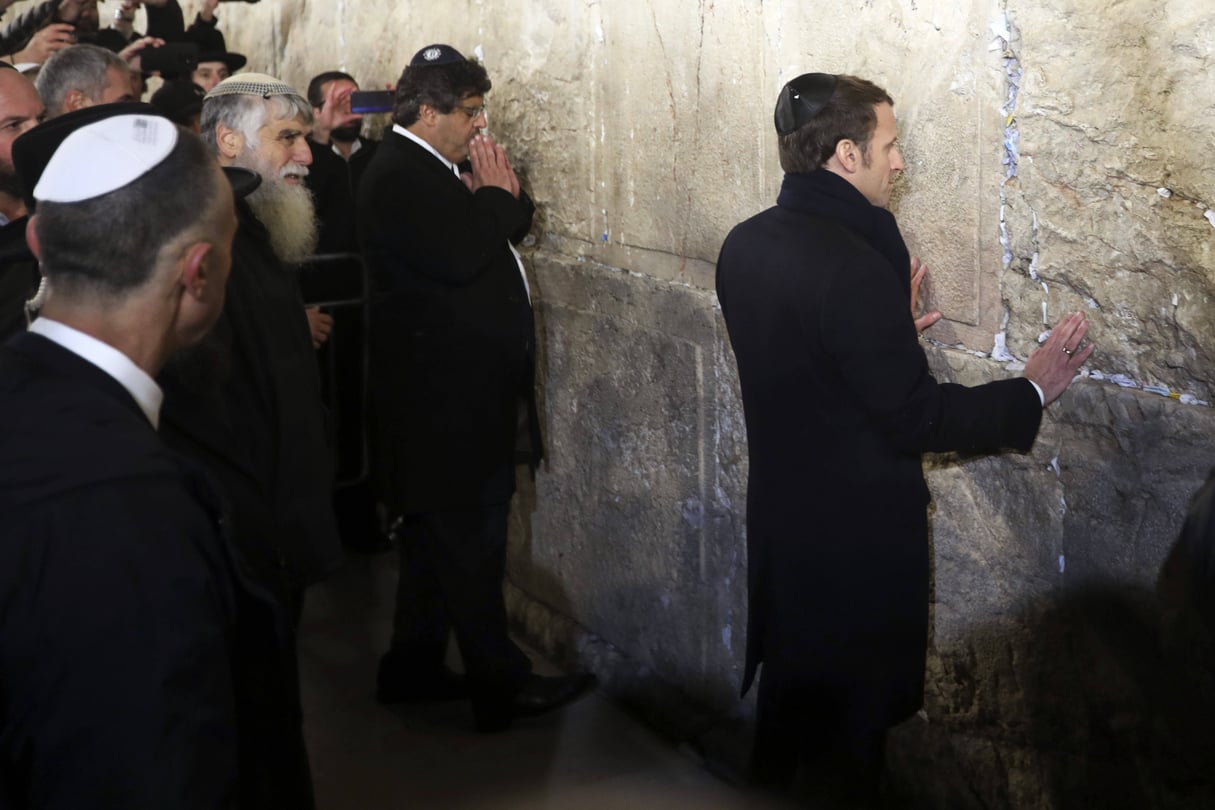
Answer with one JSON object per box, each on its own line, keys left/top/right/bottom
{"left": 304, "top": 69, "right": 379, "bottom": 253}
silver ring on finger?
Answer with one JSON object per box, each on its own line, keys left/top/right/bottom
{"left": 1062, "top": 346, "right": 1073, "bottom": 356}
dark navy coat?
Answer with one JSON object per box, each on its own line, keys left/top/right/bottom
{"left": 716, "top": 180, "right": 1043, "bottom": 733}
{"left": 0, "top": 332, "right": 296, "bottom": 808}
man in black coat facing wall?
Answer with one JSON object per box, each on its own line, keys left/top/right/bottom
{"left": 358, "top": 44, "right": 593, "bottom": 733}
{"left": 716, "top": 72, "right": 1094, "bottom": 806}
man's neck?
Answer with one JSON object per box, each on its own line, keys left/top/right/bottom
{"left": 332, "top": 138, "right": 356, "bottom": 160}
{"left": 40, "top": 299, "right": 173, "bottom": 377}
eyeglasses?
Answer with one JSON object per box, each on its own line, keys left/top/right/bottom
{"left": 453, "top": 103, "right": 487, "bottom": 119}
{"left": 774, "top": 73, "right": 837, "bottom": 136}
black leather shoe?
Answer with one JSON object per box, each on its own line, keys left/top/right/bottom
{"left": 510, "top": 672, "right": 597, "bottom": 717}
{"left": 376, "top": 662, "right": 468, "bottom": 705}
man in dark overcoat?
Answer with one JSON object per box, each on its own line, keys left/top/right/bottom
{"left": 156, "top": 74, "right": 341, "bottom": 808}
{"left": 161, "top": 72, "right": 342, "bottom": 620}
{"left": 0, "top": 107, "right": 293, "bottom": 807}
{"left": 304, "top": 69, "right": 379, "bottom": 254}
{"left": 716, "top": 72, "right": 1094, "bottom": 805}
{"left": 358, "top": 44, "right": 593, "bottom": 732}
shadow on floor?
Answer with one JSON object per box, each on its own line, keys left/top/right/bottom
{"left": 298, "top": 552, "right": 776, "bottom": 809}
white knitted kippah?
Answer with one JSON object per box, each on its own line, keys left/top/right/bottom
{"left": 204, "top": 72, "right": 306, "bottom": 103}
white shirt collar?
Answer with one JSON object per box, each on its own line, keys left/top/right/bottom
{"left": 393, "top": 124, "right": 460, "bottom": 177}
{"left": 333, "top": 137, "right": 362, "bottom": 161}
{"left": 29, "top": 317, "right": 164, "bottom": 429}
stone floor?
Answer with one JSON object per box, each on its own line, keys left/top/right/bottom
{"left": 298, "top": 551, "right": 775, "bottom": 809}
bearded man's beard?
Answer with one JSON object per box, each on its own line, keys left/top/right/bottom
{"left": 241, "top": 151, "right": 319, "bottom": 265}
{"left": 0, "top": 160, "right": 24, "bottom": 201}
{"left": 330, "top": 123, "right": 361, "bottom": 143}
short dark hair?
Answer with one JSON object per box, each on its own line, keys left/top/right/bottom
{"left": 36, "top": 127, "right": 226, "bottom": 298}
{"left": 777, "top": 75, "right": 893, "bottom": 173}
{"left": 307, "top": 70, "right": 356, "bottom": 108}
{"left": 391, "top": 60, "right": 491, "bottom": 128}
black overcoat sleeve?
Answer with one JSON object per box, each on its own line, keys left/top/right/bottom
{"left": 819, "top": 244, "right": 1042, "bottom": 455}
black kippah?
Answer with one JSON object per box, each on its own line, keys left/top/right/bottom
{"left": 409, "top": 44, "right": 466, "bottom": 67}
{"left": 774, "top": 73, "right": 838, "bottom": 136}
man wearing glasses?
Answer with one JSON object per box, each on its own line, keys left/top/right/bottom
{"left": 716, "top": 73, "right": 1093, "bottom": 805}
{"left": 358, "top": 43, "right": 593, "bottom": 733}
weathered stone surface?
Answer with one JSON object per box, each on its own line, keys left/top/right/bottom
{"left": 512, "top": 255, "right": 748, "bottom": 716}
{"left": 10, "top": 0, "right": 1214, "bottom": 804}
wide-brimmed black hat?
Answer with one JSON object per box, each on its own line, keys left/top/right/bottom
{"left": 186, "top": 26, "right": 247, "bottom": 73}
{"left": 150, "top": 78, "right": 206, "bottom": 126}
{"left": 12, "top": 102, "right": 163, "bottom": 211}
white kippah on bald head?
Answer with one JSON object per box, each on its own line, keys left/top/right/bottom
{"left": 34, "top": 114, "right": 178, "bottom": 204}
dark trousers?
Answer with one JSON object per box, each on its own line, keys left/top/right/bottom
{"left": 388, "top": 500, "right": 532, "bottom": 720}
{"left": 751, "top": 667, "right": 888, "bottom": 809}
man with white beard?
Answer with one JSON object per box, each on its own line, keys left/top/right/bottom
{"left": 165, "top": 71, "right": 342, "bottom": 611}
{"left": 156, "top": 74, "right": 342, "bottom": 809}
{"left": 155, "top": 74, "right": 342, "bottom": 806}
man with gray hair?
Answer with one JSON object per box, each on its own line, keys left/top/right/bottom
{"left": 161, "top": 71, "right": 340, "bottom": 622}
{"left": 157, "top": 73, "right": 338, "bottom": 808}
{"left": 34, "top": 42, "right": 133, "bottom": 118}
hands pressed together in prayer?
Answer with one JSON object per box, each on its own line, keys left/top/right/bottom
{"left": 910, "top": 257, "right": 1094, "bottom": 407}
{"left": 461, "top": 134, "right": 520, "bottom": 199}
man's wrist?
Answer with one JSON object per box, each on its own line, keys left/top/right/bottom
{"left": 1027, "top": 379, "right": 1045, "bottom": 407}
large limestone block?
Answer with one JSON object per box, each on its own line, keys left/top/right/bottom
{"left": 1001, "top": 0, "right": 1215, "bottom": 398}
{"left": 508, "top": 254, "right": 748, "bottom": 712}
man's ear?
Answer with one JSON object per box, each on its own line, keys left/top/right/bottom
{"left": 25, "top": 215, "right": 40, "bottom": 263}
{"left": 833, "top": 138, "right": 860, "bottom": 173}
{"left": 62, "top": 89, "right": 89, "bottom": 114}
{"left": 417, "top": 103, "right": 437, "bottom": 127}
{"left": 179, "top": 240, "right": 215, "bottom": 299}
{"left": 215, "top": 122, "right": 246, "bottom": 161}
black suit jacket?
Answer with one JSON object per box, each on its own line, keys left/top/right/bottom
{"left": 357, "top": 130, "right": 541, "bottom": 513}
{"left": 0, "top": 332, "right": 302, "bottom": 809}
{"left": 306, "top": 137, "right": 381, "bottom": 254}
{"left": 717, "top": 189, "right": 1042, "bottom": 731}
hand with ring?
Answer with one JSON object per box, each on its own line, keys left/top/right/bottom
{"left": 1023, "top": 311, "right": 1094, "bottom": 406}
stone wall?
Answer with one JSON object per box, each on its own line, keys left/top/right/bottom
{"left": 14, "top": 0, "right": 1215, "bottom": 805}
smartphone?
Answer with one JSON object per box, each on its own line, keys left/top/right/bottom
{"left": 350, "top": 90, "right": 394, "bottom": 115}
{"left": 140, "top": 42, "right": 199, "bottom": 75}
